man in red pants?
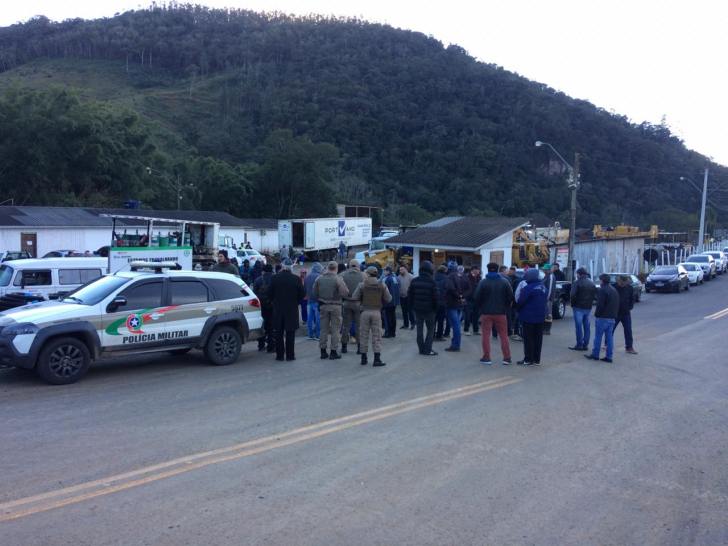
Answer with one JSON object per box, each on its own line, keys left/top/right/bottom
{"left": 473, "top": 262, "right": 515, "bottom": 365}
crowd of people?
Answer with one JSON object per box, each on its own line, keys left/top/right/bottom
{"left": 210, "top": 249, "right": 637, "bottom": 367}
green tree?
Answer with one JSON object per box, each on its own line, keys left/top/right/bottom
{"left": 256, "top": 130, "right": 341, "bottom": 218}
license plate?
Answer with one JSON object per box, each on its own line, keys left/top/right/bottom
{"left": 656, "top": 282, "right": 664, "bottom": 287}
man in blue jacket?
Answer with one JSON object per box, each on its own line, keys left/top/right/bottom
{"left": 382, "top": 265, "right": 400, "bottom": 338}
{"left": 516, "top": 268, "right": 547, "bottom": 366}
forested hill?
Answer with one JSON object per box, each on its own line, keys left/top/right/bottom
{"left": 0, "top": 4, "right": 725, "bottom": 230}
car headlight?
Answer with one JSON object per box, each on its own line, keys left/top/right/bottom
{"left": 1, "top": 323, "right": 40, "bottom": 337}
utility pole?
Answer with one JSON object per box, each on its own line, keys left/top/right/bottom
{"left": 176, "top": 174, "right": 181, "bottom": 210}
{"left": 568, "top": 153, "right": 580, "bottom": 281}
{"left": 698, "top": 168, "right": 709, "bottom": 252}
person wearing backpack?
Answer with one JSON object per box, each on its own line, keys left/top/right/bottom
{"left": 253, "top": 264, "right": 276, "bottom": 353}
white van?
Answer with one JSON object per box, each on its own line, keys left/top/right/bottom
{"left": 0, "top": 258, "right": 108, "bottom": 300}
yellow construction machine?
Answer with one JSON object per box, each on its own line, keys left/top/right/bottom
{"left": 511, "top": 227, "right": 550, "bottom": 268}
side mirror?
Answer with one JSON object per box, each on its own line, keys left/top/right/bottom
{"left": 107, "top": 296, "right": 127, "bottom": 313}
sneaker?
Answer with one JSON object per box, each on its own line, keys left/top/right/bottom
{"left": 513, "top": 336, "right": 523, "bottom": 342}
{"left": 509, "top": 334, "right": 519, "bottom": 340}
{"left": 516, "top": 360, "right": 535, "bottom": 366}
{"left": 532, "top": 361, "right": 541, "bottom": 366}
{"left": 479, "top": 357, "right": 492, "bottom": 365}
{"left": 445, "top": 346, "right": 460, "bottom": 352}
{"left": 400, "top": 325, "right": 409, "bottom": 330}
{"left": 308, "top": 336, "right": 315, "bottom": 341}
{"left": 464, "top": 331, "right": 472, "bottom": 336}
{"left": 502, "top": 358, "right": 512, "bottom": 365}
{"left": 410, "top": 325, "right": 416, "bottom": 330}
{"left": 626, "top": 348, "right": 638, "bottom": 354}
{"left": 600, "top": 357, "right": 613, "bottom": 363}
{"left": 583, "top": 354, "right": 600, "bottom": 361}
{"left": 474, "top": 331, "right": 481, "bottom": 336}
{"left": 425, "top": 350, "right": 438, "bottom": 356}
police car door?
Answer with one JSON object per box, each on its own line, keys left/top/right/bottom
{"left": 163, "top": 278, "right": 217, "bottom": 344}
{"left": 102, "top": 279, "right": 167, "bottom": 349}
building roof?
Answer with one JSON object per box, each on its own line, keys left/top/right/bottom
{"left": 237, "top": 218, "right": 279, "bottom": 230}
{"left": 0, "top": 206, "right": 254, "bottom": 228}
{"left": 385, "top": 216, "right": 530, "bottom": 249}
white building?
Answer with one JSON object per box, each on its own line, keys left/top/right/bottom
{"left": 0, "top": 206, "right": 264, "bottom": 258}
{"left": 385, "top": 216, "right": 530, "bottom": 272}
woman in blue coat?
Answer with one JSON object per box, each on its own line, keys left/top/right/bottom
{"left": 515, "top": 268, "right": 548, "bottom": 366}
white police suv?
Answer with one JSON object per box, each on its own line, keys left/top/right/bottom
{"left": 0, "top": 263, "right": 263, "bottom": 384}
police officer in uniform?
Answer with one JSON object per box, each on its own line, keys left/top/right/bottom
{"left": 313, "top": 261, "right": 349, "bottom": 360}
{"left": 340, "top": 259, "right": 367, "bottom": 354}
{"left": 352, "top": 266, "right": 392, "bottom": 366}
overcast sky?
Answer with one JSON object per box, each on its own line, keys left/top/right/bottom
{"left": 2, "top": 1, "right": 727, "bottom": 166}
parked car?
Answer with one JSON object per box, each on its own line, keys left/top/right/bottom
{"left": 684, "top": 254, "right": 716, "bottom": 281}
{"left": 0, "top": 264, "right": 263, "bottom": 384}
{"left": 0, "top": 258, "right": 108, "bottom": 301}
{"left": 599, "top": 273, "right": 644, "bottom": 302}
{"left": 645, "top": 265, "right": 690, "bottom": 293}
{"left": 235, "top": 248, "right": 267, "bottom": 266}
{"left": 514, "top": 268, "right": 570, "bottom": 319}
{"left": 42, "top": 250, "right": 84, "bottom": 258}
{"left": 678, "top": 262, "right": 704, "bottom": 285}
{"left": 701, "top": 251, "right": 727, "bottom": 274}
{"left": 0, "top": 251, "right": 32, "bottom": 262}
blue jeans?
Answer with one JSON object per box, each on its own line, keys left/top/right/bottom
{"left": 614, "top": 314, "right": 633, "bottom": 349}
{"left": 446, "top": 307, "right": 464, "bottom": 349}
{"left": 307, "top": 302, "right": 321, "bottom": 338}
{"left": 591, "top": 318, "right": 615, "bottom": 359}
{"left": 573, "top": 307, "right": 591, "bottom": 349}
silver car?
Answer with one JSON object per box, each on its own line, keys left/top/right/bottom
{"left": 685, "top": 255, "right": 716, "bottom": 281}
{"left": 701, "top": 251, "right": 727, "bottom": 274}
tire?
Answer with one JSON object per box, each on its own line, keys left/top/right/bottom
{"left": 204, "top": 326, "right": 242, "bottom": 366}
{"left": 35, "top": 337, "right": 91, "bottom": 385}
{"left": 705, "top": 274, "right": 711, "bottom": 282}
{"left": 168, "top": 348, "right": 192, "bottom": 356}
{"left": 553, "top": 299, "right": 566, "bottom": 319}
{"left": 317, "top": 251, "right": 324, "bottom": 262}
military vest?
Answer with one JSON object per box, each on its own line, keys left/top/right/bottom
{"left": 361, "top": 279, "right": 385, "bottom": 308}
{"left": 317, "top": 273, "right": 341, "bottom": 303}
{"left": 341, "top": 269, "right": 366, "bottom": 299}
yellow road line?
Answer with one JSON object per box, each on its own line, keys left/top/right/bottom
{"left": 0, "top": 377, "right": 521, "bottom": 522}
{"left": 704, "top": 307, "right": 728, "bottom": 320}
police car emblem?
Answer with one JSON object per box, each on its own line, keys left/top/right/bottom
{"left": 126, "top": 314, "right": 143, "bottom": 332}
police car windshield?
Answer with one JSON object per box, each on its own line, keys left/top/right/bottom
{"left": 0, "top": 265, "right": 13, "bottom": 287}
{"left": 62, "top": 275, "right": 131, "bottom": 305}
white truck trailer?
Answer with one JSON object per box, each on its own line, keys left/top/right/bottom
{"left": 278, "top": 218, "right": 372, "bottom": 261}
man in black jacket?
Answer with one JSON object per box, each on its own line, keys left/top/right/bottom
{"left": 434, "top": 264, "right": 450, "bottom": 341}
{"left": 252, "top": 264, "right": 276, "bottom": 353}
{"left": 613, "top": 274, "right": 638, "bottom": 355}
{"left": 569, "top": 267, "right": 597, "bottom": 351}
{"left": 444, "top": 264, "right": 471, "bottom": 352}
{"left": 267, "top": 259, "right": 305, "bottom": 362}
{"left": 474, "top": 263, "right": 514, "bottom": 365}
{"left": 409, "top": 261, "right": 440, "bottom": 356}
{"left": 585, "top": 273, "right": 619, "bottom": 363}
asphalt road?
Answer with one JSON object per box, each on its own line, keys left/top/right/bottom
{"left": 1, "top": 276, "right": 727, "bottom": 545}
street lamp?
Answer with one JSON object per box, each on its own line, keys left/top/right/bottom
{"left": 536, "top": 141, "right": 579, "bottom": 281}
{"left": 145, "top": 167, "right": 193, "bottom": 210}
{"left": 680, "top": 173, "right": 709, "bottom": 252}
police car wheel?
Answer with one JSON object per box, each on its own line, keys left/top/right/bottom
{"left": 36, "top": 337, "right": 91, "bottom": 385}
{"left": 205, "top": 326, "right": 241, "bottom": 365}
{"left": 554, "top": 299, "right": 566, "bottom": 320}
